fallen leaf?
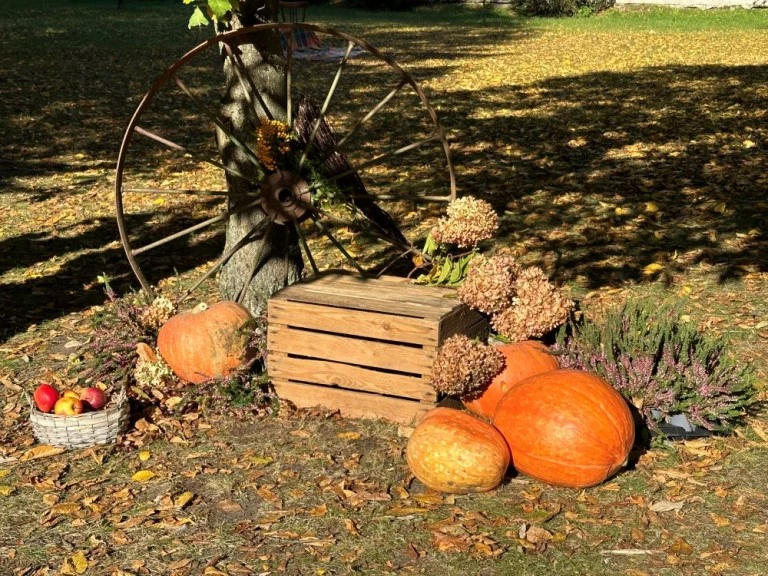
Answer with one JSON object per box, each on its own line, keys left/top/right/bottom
{"left": 19, "top": 445, "right": 65, "bottom": 462}
{"left": 71, "top": 551, "right": 88, "bottom": 574}
{"left": 138, "top": 450, "right": 151, "bottom": 462}
{"left": 167, "top": 559, "right": 192, "bottom": 570}
{"left": 337, "top": 431, "right": 362, "bottom": 440}
{"left": 131, "top": 470, "right": 156, "bottom": 482}
{"left": 643, "top": 262, "right": 664, "bottom": 276}
{"left": 649, "top": 500, "right": 684, "bottom": 513}
{"left": 710, "top": 513, "right": 730, "bottom": 527}
{"left": 666, "top": 538, "right": 693, "bottom": 555}
{"left": 175, "top": 491, "right": 195, "bottom": 508}
{"left": 0, "top": 485, "right": 15, "bottom": 496}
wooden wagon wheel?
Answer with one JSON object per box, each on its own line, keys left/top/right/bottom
{"left": 115, "top": 23, "right": 456, "bottom": 303}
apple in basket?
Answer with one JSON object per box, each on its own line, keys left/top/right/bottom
{"left": 33, "top": 383, "right": 60, "bottom": 413}
{"left": 54, "top": 396, "right": 85, "bottom": 416}
{"left": 80, "top": 387, "right": 108, "bottom": 411}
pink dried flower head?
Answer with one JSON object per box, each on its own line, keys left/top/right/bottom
{"left": 430, "top": 335, "right": 505, "bottom": 397}
{"left": 491, "top": 267, "right": 573, "bottom": 341}
{"left": 458, "top": 254, "right": 522, "bottom": 315}
{"left": 431, "top": 196, "right": 499, "bottom": 248}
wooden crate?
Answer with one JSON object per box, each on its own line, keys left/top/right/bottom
{"left": 267, "top": 272, "right": 488, "bottom": 425}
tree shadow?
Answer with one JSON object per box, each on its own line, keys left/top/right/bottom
{"left": 437, "top": 63, "right": 767, "bottom": 288}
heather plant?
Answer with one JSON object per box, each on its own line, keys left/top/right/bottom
{"left": 554, "top": 299, "right": 758, "bottom": 435}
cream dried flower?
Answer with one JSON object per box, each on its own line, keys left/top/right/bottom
{"left": 491, "top": 267, "right": 573, "bottom": 341}
{"left": 458, "top": 254, "right": 522, "bottom": 314}
{"left": 431, "top": 196, "right": 499, "bottom": 248}
{"left": 134, "top": 353, "right": 174, "bottom": 390}
{"left": 140, "top": 297, "right": 176, "bottom": 331}
{"left": 430, "top": 335, "right": 505, "bottom": 397}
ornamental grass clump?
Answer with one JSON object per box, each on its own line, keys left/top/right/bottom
{"left": 554, "top": 299, "right": 758, "bottom": 435}
{"left": 430, "top": 335, "right": 505, "bottom": 398}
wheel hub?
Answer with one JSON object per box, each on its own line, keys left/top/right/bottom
{"left": 260, "top": 171, "right": 311, "bottom": 225}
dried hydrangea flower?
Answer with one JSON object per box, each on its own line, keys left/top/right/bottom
{"left": 458, "top": 254, "right": 522, "bottom": 314}
{"left": 139, "top": 297, "right": 176, "bottom": 331}
{"left": 430, "top": 335, "right": 505, "bottom": 397}
{"left": 491, "top": 267, "right": 573, "bottom": 341}
{"left": 431, "top": 196, "right": 499, "bottom": 248}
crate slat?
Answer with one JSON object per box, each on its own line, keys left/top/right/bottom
{"left": 268, "top": 354, "right": 436, "bottom": 401}
{"left": 268, "top": 324, "right": 434, "bottom": 374}
{"left": 269, "top": 299, "right": 437, "bottom": 345}
{"left": 272, "top": 379, "right": 432, "bottom": 425}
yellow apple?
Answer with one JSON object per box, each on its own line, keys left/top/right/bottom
{"left": 54, "top": 397, "right": 85, "bottom": 416}
{"left": 61, "top": 390, "right": 80, "bottom": 400}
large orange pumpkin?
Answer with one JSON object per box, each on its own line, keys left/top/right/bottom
{"left": 463, "top": 340, "right": 559, "bottom": 420}
{"left": 157, "top": 301, "right": 254, "bottom": 384}
{"left": 406, "top": 407, "right": 510, "bottom": 494}
{"left": 493, "top": 369, "right": 635, "bottom": 488}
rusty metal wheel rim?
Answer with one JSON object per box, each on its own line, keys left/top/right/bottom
{"left": 115, "top": 22, "right": 457, "bottom": 303}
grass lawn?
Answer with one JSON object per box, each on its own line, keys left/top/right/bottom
{"left": 1, "top": 1, "right": 767, "bottom": 575}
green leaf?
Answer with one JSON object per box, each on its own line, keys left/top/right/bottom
{"left": 188, "top": 6, "right": 209, "bottom": 28}
{"left": 422, "top": 233, "right": 438, "bottom": 257}
{"left": 183, "top": 0, "right": 196, "bottom": 4}
{"left": 208, "top": 0, "right": 234, "bottom": 19}
{"left": 437, "top": 259, "right": 452, "bottom": 284}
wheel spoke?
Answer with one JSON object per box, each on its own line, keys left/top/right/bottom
{"left": 293, "top": 219, "right": 319, "bottom": 275}
{"left": 346, "top": 193, "right": 452, "bottom": 202}
{"left": 321, "top": 77, "right": 408, "bottom": 162}
{"left": 134, "top": 125, "right": 262, "bottom": 186}
{"left": 309, "top": 132, "right": 442, "bottom": 187}
{"left": 236, "top": 221, "right": 275, "bottom": 304}
{"left": 132, "top": 197, "right": 262, "bottom": 256}
{"left": 122, "top": 186, "right": 259, "bottom": 197}
{"left": 221, "top": 41, "right": 275, "bottom": 122}
{"left": 286, "top": 31, "right": 294, "bottom": 127}
{"left": 310, "top": 213, "right": 365, "bottom": 274}
{"left": 181, "top": 216, "right": 270, "bottom": 299}
{"left": 172, "top": 74, "right": 265, "bottom": 176}
{"left": 298, "top": 40, "right": 356, "bottom": 169}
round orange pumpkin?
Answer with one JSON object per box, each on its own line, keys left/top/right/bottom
{"left": 463, "top": 340, "right": 559, "bottom": 420}
{"left": 406, "top": 407, "right": 510, "bottom": 494}
{"left": 157, "top": 301, "right": 254, "bottom": 384}
{"left": 493, "top": 369, "right": 635, "bottom": 488}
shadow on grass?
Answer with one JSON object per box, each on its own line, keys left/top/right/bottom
{"left": 2, "top": 0, "right": 767, "bottom": 340}
{"left": 439, "top": 63, "right": 768, "bottom": 287}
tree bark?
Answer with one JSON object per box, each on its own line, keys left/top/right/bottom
{"left": 216, "top": 1, "right": 303, "bottom": 315}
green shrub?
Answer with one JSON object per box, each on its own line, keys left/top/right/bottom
{"left": 513, "top": 0, "right": 614, "bottom": 17}
{"left": 554, "top": 299, "right": 758, "bottom": 435}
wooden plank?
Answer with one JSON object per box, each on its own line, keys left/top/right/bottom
{"left": 268, "top": 299, "right": 438, "bottom": 346}
{"left": 267, "top": 355, "right": 437, "bottom": 401}
{"left": 272, "top": 379, "right": 432, "bottom": 425}
{"left": 437, "top": 304, "right": 487, "bottom": 344}
{"left": 268, "top": 325, "right": 435, "bottom": 373}
{"left": 273, "top": 275, "right": 459, "bottom": 318}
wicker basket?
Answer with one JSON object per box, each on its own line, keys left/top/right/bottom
{"left": 27, "top": 387, "right": 130, "bottom": 449}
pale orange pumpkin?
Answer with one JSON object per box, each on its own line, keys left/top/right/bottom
{"left": 157, "top": 301, "right": 254, "bottom": 384}
{"left": 406, "top": 407, "right": 510, "bottom": 494}
{"left": 463, "top": 340, "right": 559, "bottom": 420}
{"left": 493, "top": 369, "right": 635, "bottom": 488}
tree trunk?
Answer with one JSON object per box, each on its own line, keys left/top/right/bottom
{"left": 216, "top": 1, "right": 303, "bottom": 315}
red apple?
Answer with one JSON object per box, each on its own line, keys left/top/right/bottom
{"left": 80, "top": 387, "right": 107, "bottom": 411}
{"left": 33, "top": 383, "right": 60, "bottom": 413}
{"left": 54, "top": 397, "right": 85, "bottom": 416}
